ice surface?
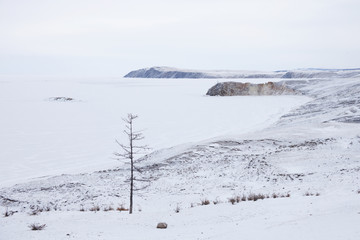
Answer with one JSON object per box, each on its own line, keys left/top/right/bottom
{"left": 0, "top": 77, "right": 309, "bottom": 186}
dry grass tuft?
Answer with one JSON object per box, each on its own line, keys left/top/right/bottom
{"left": 29, "top": 223, "right": 46, "bottom": 231}
{"left": 213, "top": 198, "right": 221, "bottom": 205}
{"left": 116, "top": 205, "right": 129, "bottom": 212}
{"left": 200, "top": 199, "right": 210, "bottom": 205}
{"left": 89, "top": 206, "right": 100, "bottom": 212}
{"left": 28, "top": 210, "right": 40, "bottom": 216}
{"left": 228, "top": 197, "right": 237, "bottom": 205}
{"left": 174, "top": 205, "right": 181, "bottom": 213}
{"left": 247, "top": 193, "right": 266, "bottom": 201}
{"left": 103, "top": 206, "right": 114, "bottom": 212}
{"left": 305, "top": 192, "right": 320, "bottom": 197}
{"left": 3, "top": 208, "right": 17, "bottom": 217}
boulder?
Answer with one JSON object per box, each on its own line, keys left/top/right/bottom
{"left": 156, "top": 222, "right": 168, "bottom": 229}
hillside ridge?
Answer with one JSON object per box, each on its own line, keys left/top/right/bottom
{"left": 125, "top": 66, "right": 360, "bottom": 79}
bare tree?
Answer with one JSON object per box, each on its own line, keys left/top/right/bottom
{"left": 114, "top": 113, "right": 148, "bottom": 214}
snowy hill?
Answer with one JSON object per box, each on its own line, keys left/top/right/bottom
{"left": 1, "top": 77, "right": 360, "bottom": 240}
{"left": 125, "top": 66, "right": 360, "bottom": 79}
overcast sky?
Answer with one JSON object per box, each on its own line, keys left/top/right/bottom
{"left": 0, "top": 0, "right": 359, "bottom": 76}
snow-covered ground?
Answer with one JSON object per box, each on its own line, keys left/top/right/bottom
{"left": 2, "top": 194, "right": 359, "bottom": 240}
{"left": 1, "top": 76, "right": 360, "bottom": 240}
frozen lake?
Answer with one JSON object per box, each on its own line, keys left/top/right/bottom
{"left": 0, "top": 77, "right": 310, "bottom": 186}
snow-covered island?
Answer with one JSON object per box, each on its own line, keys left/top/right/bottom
{"left": 0, "top": 74, "right": 359, "bottom": 240}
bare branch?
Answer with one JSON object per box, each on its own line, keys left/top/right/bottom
{"left": 133, "top": 177, "right": 151, "bottom": 182}
{"left": 132, "top": 145, "right": 149, "bottom": 149}
{"left": 115, "top": 140, "right": 131, "bottom": 152}
{"left": 133, "top": 166, "right": 143, "bottom": 173}
{"left": 132, "top": 135, "right": 144, "bottom": 141}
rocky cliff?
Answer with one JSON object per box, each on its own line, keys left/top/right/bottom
{"left": 206, "top": 81, "right": 296, "bottom": 96}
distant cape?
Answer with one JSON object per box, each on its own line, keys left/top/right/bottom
{"left": 124, "top": 66, "right": 360, "bottom": 79}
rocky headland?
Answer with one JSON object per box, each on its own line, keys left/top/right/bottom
{"left": 206, "top": 81, "right": 296, "bottom": 96}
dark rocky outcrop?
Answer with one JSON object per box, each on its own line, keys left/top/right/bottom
{"left": 206, "top": 82, "right": 296, "bottom": 96}
{"left": 48, "top": 97, "right": 74, "bottom": 102}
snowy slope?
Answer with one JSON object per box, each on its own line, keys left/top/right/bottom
{"left": 1, "top": 77, "right": 360, "bottom": 240}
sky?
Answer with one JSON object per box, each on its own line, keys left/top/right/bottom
{"left": 0, "top": 0, "right": 359, "bottom": 77}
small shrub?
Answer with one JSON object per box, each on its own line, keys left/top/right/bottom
{"left": 89, "top": 206, "right": 100, "bottom": 212}
{"left": 44, "top": 206, "right": 51, "bottom": 212}
{"left": 190, "top": 203, "right": 195, "bottom": 208}
{"left": 200, "top": 199, "right": 210, "bottom": 205}
{"left": 357, "top": 189, "right": 360, "bottom": 194}
{"left": 272, "top": 193, "right": 278, "bottom": 198}
{"left": 29, "top": 223, "right": 46, "bottom": 231}
{"left": 285, "top": 193, "right": 291, "bottom": 198}
{"left": 315, "top": 193, "right": 320, "bottom": 196}
{"left": 79, "top": 206, "right": 85, "bottom": 212}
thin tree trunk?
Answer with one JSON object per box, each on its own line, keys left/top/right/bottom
{"left": 129, "top": 118, "right": 133, "bottom": 214}
{"left": 130, "top": 157, "right": 133, "bottom": 214}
